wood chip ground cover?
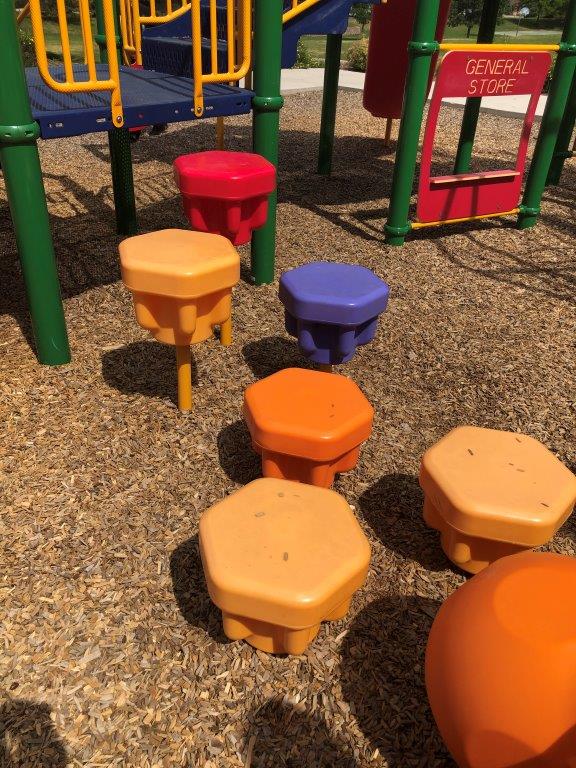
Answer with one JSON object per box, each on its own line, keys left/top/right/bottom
{"left": 0, "top": 91, "right": 575, "bottom": 767}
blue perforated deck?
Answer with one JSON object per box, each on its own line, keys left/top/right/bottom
{"left": 26, "top": 65, "right": 253, "bottom": 139}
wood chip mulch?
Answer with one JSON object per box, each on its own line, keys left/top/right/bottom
{"left": 0, "top": 89, "right": 575, "bottom": 767}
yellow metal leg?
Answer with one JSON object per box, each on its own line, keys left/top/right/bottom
{"left": 176, "top": 345, "right": 193, "bottom": 412}
{"left": 220, "top": 316, "right": 232, "bottom": 346}
{"left": 384, "top": 118, "right": 393, "bottom": 149}
{"left": 318, "top": 364, "right": 333, "bottom": 373}
{"left": 216, "top": 117, "right": 225, "bottom": 150}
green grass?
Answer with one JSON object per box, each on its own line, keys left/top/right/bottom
{"left": 19, "top": 17, "right": 95, "bottom": 62}
{"left": 299, "top": 18, "right": 562, "bottom": 66}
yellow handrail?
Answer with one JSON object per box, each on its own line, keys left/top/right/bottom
{"left": 28, "top": 0, "right": 124, "bottom": 127}
{"left": 439, "top": 43, "right": 560, "bottom": 52}
{"left": 282, "top": 0, "right": 322, "bottom": 24}
{"left": 191, "top": 0, "right": 251, "bottom": 116}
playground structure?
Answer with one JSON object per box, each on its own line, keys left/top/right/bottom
{"left": 1, "top": 0, "right": 576, "bottom": 367}
{"left": 2, "top": 0, "right": 376, "bottom": 367}
{"left": 359, "top": 0, "right": 576, "bottom": 244}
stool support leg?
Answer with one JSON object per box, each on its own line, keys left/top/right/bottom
{"left": 176, "top": 345, "right": 193, "bottom": 412}
{"left": 220, "top": 316, "right": 233, "bottom": 346}
{"left": 318, "top": 364, "right": 333, "bottom": 373}
{"left": 216, "top": 117, "right": 225, "bottom": 150}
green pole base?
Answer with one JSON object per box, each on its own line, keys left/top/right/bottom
{"left": 384, "top": 223, "right": 411, "bottom": 246}
{"left": 517, "top": 206, "right": 540, "bottom": 230}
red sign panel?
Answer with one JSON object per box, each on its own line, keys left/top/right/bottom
{"left": 417, "top": 50, "right": 552, "bottom": 224}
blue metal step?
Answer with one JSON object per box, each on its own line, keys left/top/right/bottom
{"left": 27, "top": 64, "right": 253, "bottom": 139}
{"left": 142, "top": 35, "right": 228, "bottom": 79}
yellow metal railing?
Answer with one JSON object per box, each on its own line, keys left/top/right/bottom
{"left": 190, "top": 0, "right": 251, "bottom": 116}
{"left": 282, "top": 0, "right": 322, "bottom": 24}
{"left": 28, "top": 0, "right": 124, "bottom": 126}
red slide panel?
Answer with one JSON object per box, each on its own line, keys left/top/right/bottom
{"left": 363, "top": 0, "right": 452, "bottom": 120}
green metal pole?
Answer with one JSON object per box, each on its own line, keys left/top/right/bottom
{"left": 318, "top": 33, "right": 342, "bottom": 176}
{"left": 95, "top": 0, "right": 138, "bottom": 235}
{"left": 0, "top": 0, "right": 71, "bottom": 364}
{"left": 250, "top": 0, "right": 284, "bottom": 284}
{"left": 546, "top": 68, "right": 576, "bottom": 185}
{"left": 385, "top": 0, "right": 441, "bottom": 246}
{"left": 453, "top": 0, "right": 500, "bottom": 173}
{"left": 518, "top": 0, "right": 576, "bottom": 229}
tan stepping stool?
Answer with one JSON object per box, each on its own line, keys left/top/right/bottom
{"left": 119, "top": 229, "right": 239, "bottom": 411}
{"left": 420, "top": 426, "right": 576, "bottom": 574}
{"left": 199, "top": 478, "right": 371, "bottom": 654}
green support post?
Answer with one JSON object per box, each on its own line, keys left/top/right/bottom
{"left": 546, "top": 69, "right": 576, "bottom": 185}
{"left": 0, "top": 0, "right": 71, "bottom": 364}
{"left": 318, "top": 33, "right": 342, "bottom": 176}
{"left": 250, "top": 0, "right": 284, "bottom": 285}
{"left": 95, "top": 0, "right": 138, "bottom": 235}
{"left": 385, "top": 0, "right": 441, "bottom": 246}
{"left": 518, "top": 0, "right": 576, "bottom": 229}
{"left": 453, "top": 0, "right": 500, "bottom": 173}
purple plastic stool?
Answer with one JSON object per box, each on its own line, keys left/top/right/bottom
{"left": 279, "top": 262, "right": 390, "bottom": 365}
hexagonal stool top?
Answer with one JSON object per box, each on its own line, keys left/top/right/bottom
{"left": 426, "top": 552, "right": 576, "bottom": 767}
{"left": 199, "top": 478, "right": 371, "bottom": 654}
{"left": 174, "top": 151, "right": 276, "bottom": 245}
{"left": 279, "top": 262, "right": 390, "bottom": 365}
{"left": 420, "top": 426, "right": 576, "bottom": 573}
{"left": 243, "top": 368, "right": 374, "bottom": 487}
{"left": 120, "top": 229, "right": 239, "bottom": 300}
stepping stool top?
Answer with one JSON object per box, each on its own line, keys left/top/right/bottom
{"left": 174, "top": 151, "right": 276, "bottom": 200}
{"left": 243, "top": 368, "right": 374, "bottom": 462}
{"left": 199, "top": 478, "right": 371, "bottom": 628}
{"left": 119, "top": 229, "right": 240, "bottom": 298}
{"left": 279, "top": 262, "right": 390, "bottom": 326}
{"left": 420, "top": 426, "right": 576, "bottom": 546}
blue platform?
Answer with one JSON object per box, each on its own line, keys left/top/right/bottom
{"left": 27, "top": 64, "right": 253, "bottom": 139}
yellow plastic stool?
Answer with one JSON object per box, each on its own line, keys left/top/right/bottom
{"left": 420, "top": 426, "right": 576, "bottom": 574}
{"left": 199, "top": 478, "right": 371, "bottom": 654}
{"left": 119, "top": 229, "right": 240, "bottom": 411}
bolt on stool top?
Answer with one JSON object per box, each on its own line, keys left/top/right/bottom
{"left": 279, "top": 262, "right": 390, "bottom": 366}
{"left": 174, "top": 150, "right": 276, "bottom": 246}
{"left": 420, "top": 426, "right": 576, "bottom": 573}
{"left": 243, "top": 368, "right": 374, "bottom": 487}
{"left": 426, "top": 551, "right": 576, "bottom": 768}
{"left": 199, "top": 478, "right": 371, "bottom": 654}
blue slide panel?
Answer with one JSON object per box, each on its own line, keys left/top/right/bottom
{"left": 27, "top": 65, "right": 253, "bottom": 139}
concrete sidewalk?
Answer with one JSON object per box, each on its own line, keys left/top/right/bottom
{"left": 280, "top": 67, "right": 549, "bottom": 118}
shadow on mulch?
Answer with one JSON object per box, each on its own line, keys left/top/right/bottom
{"left": 242, "top": 335, "right": 312, "bottom": 379}
{"left": 101, "top": 340, "right": 198, "bottom": 406}
{"left": 340, "top": 594, "right": 455, "bottom": 768}
{"left": 0, "top": 699, "right": 67, "bottom": 767}
{"left": 217, "top": 419, "right": 261, "bottom": 485}
{"left": 243, "top": 698, "right": 358, "bottom": 768}
{"left": 359, "top": 474, "right": 451, "bottom": 573}
{"left": 169, "top": 534, "right": 229, "bottom": 643}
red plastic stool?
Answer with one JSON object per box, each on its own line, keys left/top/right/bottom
{"left": 174, "top": 151, "right": 276, "bottom": 246}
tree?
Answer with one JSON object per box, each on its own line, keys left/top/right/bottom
{"left": 350, "top": 3, "right": 372, "bottom": 36}
{"left": 448, "top": 0, "right": 510, "bottom": 37}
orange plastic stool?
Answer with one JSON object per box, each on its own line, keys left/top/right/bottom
{"left": 420, "top": 426, "right": 576, "bottom": 573}
{"left": 199, "top": 478, "right": 371, "bottom": 654}
{"left": 119, "top": 229, "right": 239, "bottom": 411}
{"left": 243, "top": 368, "right": 374, "bottom": 488}
{"left": 426, "top": 551, "right": 576, "bottom": 768}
